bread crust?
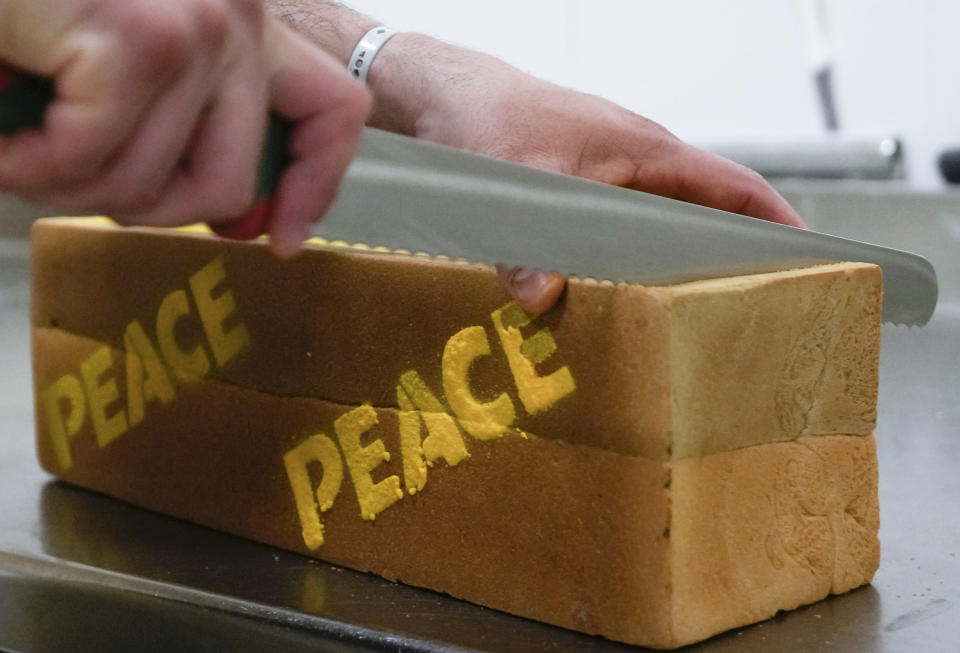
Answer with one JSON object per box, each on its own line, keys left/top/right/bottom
{"left": 30, "top": 219, "right": 882, "bottom": 648}
{"left": 33, "top": 326, "right": 879, "bottom": 648}
{"left": 30, "top": 219, "right": 881, "bottom": 460}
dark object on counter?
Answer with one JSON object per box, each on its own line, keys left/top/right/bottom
{"left": 937, "top": 148, "right": 960, "bottom": 183}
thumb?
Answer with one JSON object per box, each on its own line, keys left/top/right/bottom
{"left": 496, "top": 265, "right": 566, "bottom": 314}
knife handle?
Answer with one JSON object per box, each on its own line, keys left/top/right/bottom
{"left": 0, "top": 62, "right": 290, "bottom": 239}
{"left": 0, "top": 64, "right": 53, "bottom": 132}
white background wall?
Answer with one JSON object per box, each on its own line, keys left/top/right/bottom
{"left": 348, "top": 0, "right": 960, "bottom": 188}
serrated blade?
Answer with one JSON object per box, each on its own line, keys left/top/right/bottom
{"left": 312, "top": 128, "right": 938, "bottom": 326}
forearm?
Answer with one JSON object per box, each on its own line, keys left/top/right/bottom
{"left": 267, "top": 0, "right": 805, "bottom": 314}
{"left": 266, "top": 1, "right": 492, "bottom": 137}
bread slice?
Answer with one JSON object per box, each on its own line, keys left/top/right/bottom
{"left": 30, "top": 218, "right": 881, "bottom": 648}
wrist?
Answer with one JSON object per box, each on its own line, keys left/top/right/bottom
{"left": 366, "top": 33, "right": 507, "bottom": 138}
{"left": 268, "top": 1, "right": 377, "bottom": 65}
{"left": 364, "top": 32, "right": 438, "bottom": 135}
{"left": 267, "top": 2, "right": 430, "bottom": 135}
{"left": 267, "top": 3, "right": 491, "bottom": 138}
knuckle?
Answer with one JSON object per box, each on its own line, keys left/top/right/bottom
{"left": 344, "top": 81, "right": 373, "bottom": 115}
{"left": 201, "top": 183, "right": 255, "bottom": 222}
{"left": 623, "top": 109, "right": 674, "bottom": 140}
{"left": 230, "top": 0, "right": 266, "bottom": 26}
{"left": 737, "top": 163, "right": 768, "bottom": 186}
{"left": 336, "top": 83, "right": 373, "bottom": 133}
{"left": 91, "top": 171, "right": 168, "bottom": 215}
{"left": 114, "top": 183, "right": 166, "bottom": 214}
{"left": 326, "top": 79, "right": 372, "bottom": 128}
{"left": 726, "top": 166, "right": 771, "bottom": 215}
{"left": 52, "top": 150, "right": 104, "bottom": 187}
{"left": 192, "top": 0, "right": 232, "bottom": 51}
{"left": 132, "top": 9, "right": 193, "bottom": 74}
{"left": 738, "top": 165, "right": 776, "bottom": 198}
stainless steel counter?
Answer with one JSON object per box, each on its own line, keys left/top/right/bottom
{"left": 1, "top": 207, "right": 958, "bottom": 651}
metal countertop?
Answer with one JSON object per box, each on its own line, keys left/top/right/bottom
{"left": 1, "top": 233, "right": 958, "bottom": 652}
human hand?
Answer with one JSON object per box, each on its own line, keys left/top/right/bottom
{"left": 365, "top": 34, "right": 806, "bottom": 312}
{"left": 0, "top": 0, "right": 369, "bottom": 257}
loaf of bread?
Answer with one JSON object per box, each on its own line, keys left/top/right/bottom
{"left": 30, "top": 218, "right": 881, "bottom": 648}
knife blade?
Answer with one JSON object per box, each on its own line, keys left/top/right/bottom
{"left": 0, "top": 65, "right": 937, "bottom": 326}
{"left": 315, "top": 128, "right": 937, "bottom": 326}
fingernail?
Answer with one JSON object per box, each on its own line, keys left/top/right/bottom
{"left": 271, "top": 228, "right": 303, "bottom": 259}
{"left": 275, "top": 215, "right": 315, "bottom": 257}
{"left": 510, "top": 268, "right": 547, "bottom": 304}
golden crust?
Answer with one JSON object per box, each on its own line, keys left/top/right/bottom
{"left": 30, "top": 219, "right": 880, "bottom": 460}
{"left": 30, "top": 218, "right": 882, "bottom": 648}
{"left": 31, "top": 330, "right": 878, "bottom": 649}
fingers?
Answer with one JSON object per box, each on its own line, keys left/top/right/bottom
{"left": 0, "top": 0, "right": 268, "bottom": 223}
{"left": 32, "top": 49, "right": 230, "bottom": 217}
{"left": 496, "top": 265, "right": 566, "bottom": 315}
{"left": 628, "top": 137, "right": 808, "bottom": 229}
{"left": 0, "top": 53, "right": 154, "bottom": 194}
{"left": 0, "top": 2, "right": 367, "bottom": 242}
{"left": 114, "top": 51, "right": 268, "bottom": 226}
{"left": 0, "top": 2, "right": 196, "bottom": 192}
{"left": 260, "top": 20, "right": 370, "bottom": 257}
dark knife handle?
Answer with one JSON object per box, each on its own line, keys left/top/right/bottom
{"left": 213, "top": 111, "right": 292, "bottom": 240}
{"left": 0, "top": 62, "right": 290, "bottom": 239}
{"left": 0, "top": 65, "right": 53, "bottom": 133}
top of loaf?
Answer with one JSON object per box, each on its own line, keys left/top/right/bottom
{"left": 37, "top": 217, "right": 875, "bottom": 290}
{"left": 31, "top": 217, "right": 881, "bottom": 460}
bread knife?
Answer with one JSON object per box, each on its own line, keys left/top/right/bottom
{"left": 0, "top": 65, "right": 938, "bottom": 326}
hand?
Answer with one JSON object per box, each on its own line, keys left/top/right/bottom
{"left": 365, "top": 34, "right": 806, "bottom": 312}
{"left": 0, "top": 0, "right": 369, "bottom": 257}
